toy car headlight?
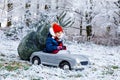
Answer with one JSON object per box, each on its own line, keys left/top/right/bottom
{"left": 75, "top": 58, "right": 81, "bottom": 67}
{"left": 75, "top": 58, "right": 80, "bottom": 63}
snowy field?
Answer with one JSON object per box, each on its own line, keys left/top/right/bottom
{"left": 0, "top": 31, "right": 120, "bottom": 80}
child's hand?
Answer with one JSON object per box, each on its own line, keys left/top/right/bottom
{"left": 57, "top": 46, "right": 66, "bottom": 50}
{"left": 57, "top": 46, "right": 63, "bottom": 50}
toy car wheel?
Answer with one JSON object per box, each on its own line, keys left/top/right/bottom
{"left": 59, "top": 62, "right": 71, "bottom": 70}
{"left": 32, "top": 56, "right": 41, "bottom": 65}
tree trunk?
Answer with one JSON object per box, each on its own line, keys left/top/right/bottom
{"left": 7, "top": 2, "right": 13, "bottom": 27}
{"left": 80, "top": 26, "right": 82, "bottom": 35}
{"left": 86, "top": 25, "right": 92, "bottom": 41}
{"left": 25, "top": 1, "right": 31, "bottom": 27}
{"left": 0, "top": 23, "right": 1, "bottom": 28}
{"left": 36, "top": 0, "right": 39, "bottom": 15}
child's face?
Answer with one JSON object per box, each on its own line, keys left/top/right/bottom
{"left": 55, "top": 31, "right": 63, "bottom": 38}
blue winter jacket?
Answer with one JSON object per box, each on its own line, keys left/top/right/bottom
{"left": 44, "top": 33, "right": 62, "bottom": 53}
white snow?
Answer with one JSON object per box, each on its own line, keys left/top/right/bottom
{"left": 0, "top": 31, "right": 120, "bottom": 80}
{"left": 0, "top": 0, "right": 119, "bottom": 79}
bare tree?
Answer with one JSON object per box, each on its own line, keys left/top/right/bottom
{"left": 7, "top": 0, "right": 13, "bottom": 27}
{"left": 114, "top": 0, "right": 120, "bottom": 25}
{"left": 24, "top": 0, "right": 31, "bottom": 27}
{"left": 0, "top": 0, "right": 6, "bottom": 28}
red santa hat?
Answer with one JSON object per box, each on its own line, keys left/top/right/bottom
{"left": 49, "top": 22, "right": 63, "bottom": 36}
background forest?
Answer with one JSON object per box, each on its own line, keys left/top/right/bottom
{"left": 0, "top": 0, "right": 120, "bottom": 45}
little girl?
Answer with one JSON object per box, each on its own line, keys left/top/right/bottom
{"left": 44, "top": 22, "right": 66, "bottom": 54}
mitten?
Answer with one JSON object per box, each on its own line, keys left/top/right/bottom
{"left": 62, "top": 46, "right": 66, "bottom": 50}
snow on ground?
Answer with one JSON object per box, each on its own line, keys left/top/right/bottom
{"left": 0, "top": 31, "right": 120, "bottom": 80}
